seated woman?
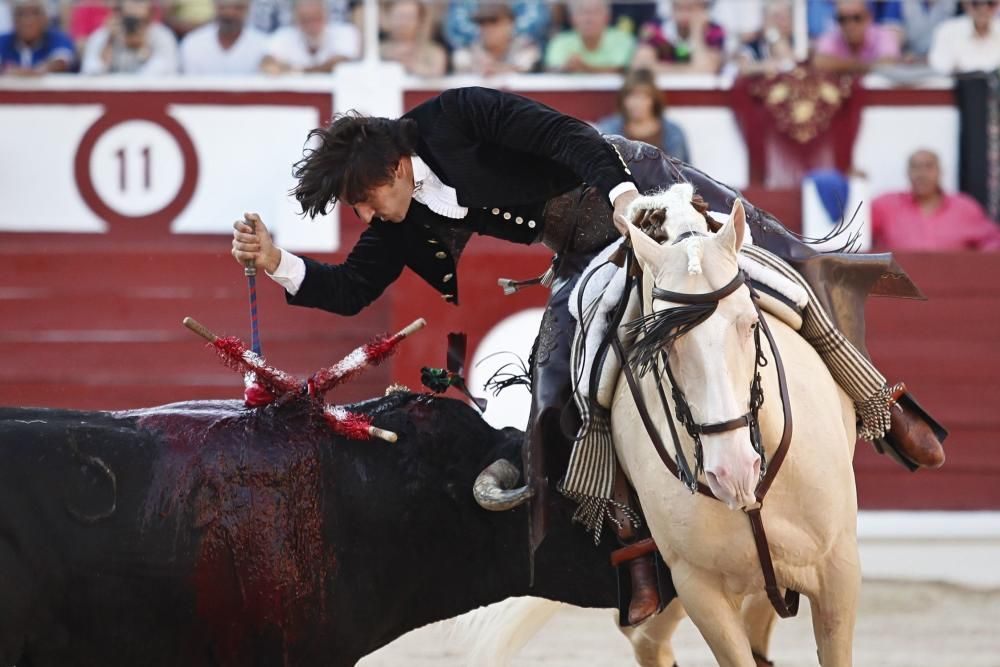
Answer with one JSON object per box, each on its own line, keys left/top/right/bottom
{"left": 596, "top": 68, "right": 690, "bottom": 163}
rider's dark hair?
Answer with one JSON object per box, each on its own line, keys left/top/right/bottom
{"left": 291, "top": 111, "right": 420, "bottom": 218}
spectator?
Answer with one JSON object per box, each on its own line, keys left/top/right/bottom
{"left": 632, "top": 0, "right": 726, "bottom": 74}
{"left": 81, "top": 0, "right": 179, "bottom": 74}
{"left": 544, "top": 0, "right": 635, "bottom": 74}
{"left": 596, "top": 68, "right": 690, "bottom": 162}
{"left": 0, "top": 2, "right": 11, "bottom": 34}
{"left": 452, "top": 2, "right": 540, "bottom": 75}
{"left": 68, "top": 1, "right": 113, "bottom": 48}
{"left": 164, "top": 0, "right": 216, "bottom": 39}
{"left": 928, "top": 0, "right": 1000, "bottom": 74}
{"left": 813, "top": 0, "right": 901, "bottom": 73}
{"left": 610, "top": 1, "right": 658, "bottom": 37}
{"left": 260, "top": 0, "right": 358, "bottom": 74}
{"left": 180, "top": 0, "right": 266, "bottom": 74}
{"left": 737, "top": 0, "right": 796, "bottom": 74}
{"left": 443, "top": 0, "right": 548, "bottom": 51}
{"left": 899, "top": 0, "right": 956, "bottom": 59}
{"left": 247, "top": 0, "right": 355, "bottom": 34}
{"left": 379, "top": 0, "right": 446, "bottom": 78}
{"left": 871, "top": 149, "right": 1000, "bottom": 251}
{"left": 808, "top": 0, "right": 905, "bottom": 38}
{"left": 712, "top": 0, "right": 764, "bottom": 53}
{"left": 0, "top": 0, "right": 75, "bottom": 75}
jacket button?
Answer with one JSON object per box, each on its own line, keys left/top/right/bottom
{"left": 443, "top": 273, "right": 453, "bottom": 282}
{"left": 528, "top": 220, "right": 536, "bottom": 228}
{"left": 491, "top": 208, "right": 500, "bottom": 215}
{"left": 442, "top": 293, "right": 454, "bottom": 301}
{"left": 428, "top": 238, "right": 439, "bottom": 244}
{"left": 503, "top": 212, "right": 511, "bottom": 220}
{"left": 435, "top": 251, "right": 447, "bottom": 259}
{"left": 515, "top": 216, "right": 523, "bottom": 224}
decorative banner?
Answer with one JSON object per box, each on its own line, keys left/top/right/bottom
{"left": 732, "top": 67, "right": 864, "bottom": 188}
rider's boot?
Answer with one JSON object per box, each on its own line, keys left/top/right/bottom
{"left": 876, "top": 384, "right": 946, "bottom": 470}
{"left": 607, "top": 467, "right": 661, "bottom": 627}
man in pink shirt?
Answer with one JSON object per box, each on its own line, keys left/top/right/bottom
{"left": 814, "top": 0, "right": 900, "bottom": 73}
{"left": 871, "top": 149, "right": 1000, "bottom": 251}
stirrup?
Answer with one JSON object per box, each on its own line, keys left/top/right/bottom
{"left": 613, "top": 546, "right": 674, "bottom": 627}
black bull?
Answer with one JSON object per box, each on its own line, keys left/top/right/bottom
{"left": 0, "top": 392, "right": 619, "bottom": 666}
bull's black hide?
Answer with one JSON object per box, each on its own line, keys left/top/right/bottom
{"left": 0, "top": 393, "right": 616, "bottom": 667}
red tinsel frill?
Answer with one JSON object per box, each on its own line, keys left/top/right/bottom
{"left": 310, "top": 333, "right": 401, "bottom": 396}
{"left": 211, "top": 336, "right": 301, "bottom": 395}
{"left": 322, "top": 408, "right": 374, "bottom": 441}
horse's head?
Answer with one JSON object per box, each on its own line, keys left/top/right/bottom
{"left": 626, "top": 184, "right": 762, "bottom": 510}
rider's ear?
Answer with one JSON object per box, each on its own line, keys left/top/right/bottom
{"left": 627, "top": 218, "right": 666, "bottom": 272}
{"left": 717, "top": 199, "right": 746, "bottom": 253}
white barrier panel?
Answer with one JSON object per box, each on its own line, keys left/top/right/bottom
{"left": 0, "top": 82, "right": 339, "bottom": 252}
{"left": 853, "top": 105, "right": 960, "bottom": 196}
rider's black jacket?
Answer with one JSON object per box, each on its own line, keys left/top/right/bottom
{"left": 285, "top": 86, "right": 797, "bottom": 315}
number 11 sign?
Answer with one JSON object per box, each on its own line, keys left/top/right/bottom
{"left": 75, "top": 105, "right": 198, "bottom": 234}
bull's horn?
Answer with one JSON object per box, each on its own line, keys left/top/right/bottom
{"left": 473, "top": 459, "right": 533, "bottom": 511}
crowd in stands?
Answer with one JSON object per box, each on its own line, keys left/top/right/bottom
{"left": 2, "top": 0, "right": 999, "bottom": 78}
{"left": 1, "top": 0, "right": 997, "bottom": 250}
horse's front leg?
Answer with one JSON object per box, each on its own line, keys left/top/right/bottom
{"left": 619, "top": 597, "right": 687, "bottom": 667}
{"left": 741, "top": 592, "right": 778, "bottom": 665}
{"left": 670, "top": 562, "right": 756, "bottom": 667}
{"left": 809, "top": 537, "right": 861, "bottom": 666}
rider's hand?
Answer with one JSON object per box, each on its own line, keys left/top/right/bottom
{"left": 612, "top": 189, "right": 640, "bottom": 237}
{"left": 231, "top": 212, "right": 281, "bottom": 274}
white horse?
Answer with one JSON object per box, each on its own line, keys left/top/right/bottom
{"left": 610, "top": 190, "right": 860, "bottom": 666}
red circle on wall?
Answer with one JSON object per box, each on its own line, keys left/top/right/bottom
{"left": 74, "top": 106, "right": 199, "bottom": 233}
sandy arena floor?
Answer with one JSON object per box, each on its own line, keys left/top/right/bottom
{"left": 359, "top": 581, "right": 1000, "bottom": 666}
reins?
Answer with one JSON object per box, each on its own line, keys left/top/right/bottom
{"left": 612, "top": 244, "right": 800, "bottom": 618}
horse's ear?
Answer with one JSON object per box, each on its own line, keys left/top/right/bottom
{"left": 627, "top": 219, "right": 665, "bottom": 271}
{"left": 716, "top": 199, "right": 746, "bottom": 253}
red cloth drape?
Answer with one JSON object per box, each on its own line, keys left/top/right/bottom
{"left": 731, "top": 68, "right": 865, "bottom": 189}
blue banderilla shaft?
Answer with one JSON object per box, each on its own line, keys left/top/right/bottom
{"left": 243, "top": 218, "right": 262, "bottom": 357}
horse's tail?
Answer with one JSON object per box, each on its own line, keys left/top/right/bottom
{"left": 452, "top": 597, "right": 561, "bottom": 666}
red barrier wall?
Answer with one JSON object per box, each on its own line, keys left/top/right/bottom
{"left": 3, "top": 221, "right": 997, "bottom": 510}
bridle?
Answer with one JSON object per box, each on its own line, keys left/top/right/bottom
{"left": 648, "top": 269, "right": 767, "bottom": 485}
{"left": 610, "top": 236, "right": 800, "bottom": 618}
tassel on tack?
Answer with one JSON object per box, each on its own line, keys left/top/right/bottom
{"left": 498, "top": 264, "right": 556, "bottom": 295}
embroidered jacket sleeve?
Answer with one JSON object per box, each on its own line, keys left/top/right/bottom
{"left": 437, "top": 86, "right": 635, "bottom": 203}
{"left": 286, "top": 223, "right": 407, "bottom": 316}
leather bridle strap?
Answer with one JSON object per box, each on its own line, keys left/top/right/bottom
{"left": 652, "top": 271, "right": 745, "bottom": 305}
{"left": 611, "top": 334, "right": 717, "bottom": 500}
{"left": 744, "top": 292, "right": 799, "bottom": 618}
{"left": 750, "top": 294, "right": 794, "bottom": 502}
{"left": 693, "top": 414, "right": 752, "bottom": 435}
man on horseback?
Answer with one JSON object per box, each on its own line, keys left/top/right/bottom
{"left": 231, "top": 86, "right": 945, "bottom": 626}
